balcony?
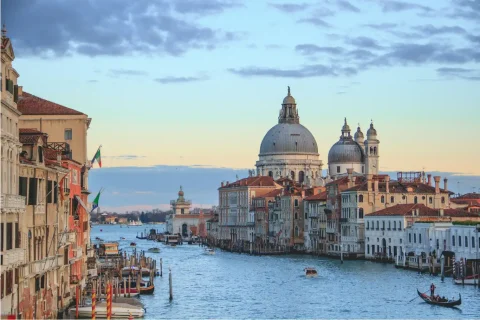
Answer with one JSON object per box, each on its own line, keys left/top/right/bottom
{"left": 326, "top": 226, "right": 336, "bottom": 233}
{"left": 246, "top": 222, "right": 255, "bottom": 226}
{"left": 1, "top": 194, "right": 26, "bottom": 213}
{"left": 0, "top": 248, "right": 26, "bottom": 268}
{"left": 341, "top": 236, "right": 358, "bottom": 243}
{"left": 339, "top": 218, "right": 348, "bottom": 223}
{"left": 309, "top": 211, "right": 319, "bottom": 218}
{"left": 29, "top": 256, "right": 56, "bottom": 274}
{"left": 46, "top": 142, "right": 72, "bottom": 159}
{"left": 35, "top": 204, "right": 45, "bottom": 214}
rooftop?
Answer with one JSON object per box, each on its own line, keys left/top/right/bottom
{"left": 366, "top": 203, "right": 477, "bottom": 217}
{"left": 220, "top": 176, "right": 280, "bottom": 189}
{"left": 18, "top": 91, "right": 85, "bottom": 116}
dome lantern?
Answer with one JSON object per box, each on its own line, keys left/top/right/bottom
{"left": 354, "top": 124, "right": 364, "bottom": 143}
{"left": 278, "top": 86, "right": 299, "bottom": 124}
{"left": 367, "top": 120, "right": 377, "bottom": 137}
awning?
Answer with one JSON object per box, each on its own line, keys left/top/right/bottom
{"left": 75, "top": 195, "right": 89, "bottom": 212}
{"left": 441, "top": 250, "right": 455, "bottom": 257}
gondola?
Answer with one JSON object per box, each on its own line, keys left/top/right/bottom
{"left": 417, "top": 289, "right": 461, "bottom": 307}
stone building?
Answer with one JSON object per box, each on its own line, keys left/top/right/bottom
{"left": 1, "top": 25, "right": 26, "bottom": 318}
{"left": 251, "top": 188, "right": 282, "bottom": 252}
{"left": 217, "top": 176, "right": 282, "bottom": 251}
{"left": 303, "top": 190, "right": 328, "bottom": 254}
{"left": 256, "top": 87, "right": 324, "bottom": 186}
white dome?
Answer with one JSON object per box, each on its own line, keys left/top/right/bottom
{"left": 259, "top": 123, "right": 318, "bottom": 155}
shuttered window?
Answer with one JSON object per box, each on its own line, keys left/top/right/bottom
{"left": 47, "top": 181, "right": 53, "bottom": 203}
{"left": 28, "top": 178, "right": 38, "bottom": 205}
{"left": 19, "top": 177, "right": 28, "bottom": 197}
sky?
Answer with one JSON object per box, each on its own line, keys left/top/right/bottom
{"left": 2, "top": 0, "right": 479, "bottom": 211}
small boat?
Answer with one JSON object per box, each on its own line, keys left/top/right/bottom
{"left": 69, "top": 302, "right": 145, "bottom": 318}
{"left": 120, "top": 237, "right": 126, "bottom": 240}
{"left": 454, "top": 275, "right": 479, "bottom": 285}
{"left": 204, "top": 248, "right": 215, "bottom": 255}
{"left": 130, "top": 242, "right": 136, "bottom": 247}
{"left": 148, "top": 247, "right": 160, "bottom": 253}
{"left": 416, "top": 289, "right": 461, "bottom": 307}
{"left": 95, "top": 237, "right": 104, "bottom": 241}
{"left": 304, "top": 267, "right": 318, "bottom": 278}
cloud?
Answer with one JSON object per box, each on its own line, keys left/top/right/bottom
{"left": 449, "top": 0, "right": 480, "bottom": 21}
{"left": 135, "top": 191, "right": 155, "bottom": 194}
{"left": 154, "top": 75, "right": 208, "bottom": 84}
{"left": 416, "top": 25, "right": 467, "bottom": 36}
{"left": 265, "top": 44, "right": 284, "bottom": 49}
{"left": 336, "top": 0, "right": 360, "bottom": 13}
{"left": 87, "top": 80, "right": 98, "bottom": 83}
{"left": 228, "top": 64, "right": 357, "bottom": 78}
{"left": 109, "top": 69, "right": 149, "bottom": 77}
{"left": 269, "top": 3, "right": 310, "bottom": 12}
{"left": 363, "top": 23, "right": 398, "bottom": 30}
{"left": 297, "top": 18, "right": 331, "bottom": 28}
{"left": 436, "top": 67, "right": 480, "bottom": 81}
{"left": 380, "top": 1, "right": 433, "bottom": 13}
{"left": 103, "top": 155, "right": 146, "bottom": 160}
{"left": 295, "top": 44, "right": 345, "bottom": 55}
{"left": 1, "top": 0, "right": 239, "bottom": 57}
{"left": 346, "top": 36, "right": 383, "bottom": 49}
{"left": 171, "top": 0, "right": 242, "bottom": 15}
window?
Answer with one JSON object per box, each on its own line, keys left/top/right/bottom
{"left": 337, "top": 166, "right": 340, "bottom": 173}
{"left": 376, "top": 221, "right": 379, "bottom": 230}
{"left": 473, "top": 236, "right": 476, "bottom": 248}
{"left": 268, "top": 171, "right": 273, "bottom": 177}
{"left": 38, "top": 146, "right": 43, "bottom": 163}
{"left": 295, "top": 226, "right": 299, "bottom": 237}
{"left": 458, "top": 236, "right": 462, "bottom": 246}
{"left": 409, "top": 233, "right": 411, "bottom": 243}
{"left": 382, "top": 221, "right": 385, "bottom": 230}
{"left": 359, "top": 208, "right": 364, "bottom": 219}
{"left": 294, "top": 199, "right": 299, "bottom": 207}
{"left": 414, "top": 234, "right": 416, "bottom": 243}
{"left": 47, "top": 181, "right": 53, "bottom": 203}
{"left": 6, "top": 223, "right": 13, "bottom": 250}
{"left": 15, "top": 223, "right": 20, "bottom": 248}
{"left": 436, "top": 239, "right": 439, "bottom": 249}
{"left": 366, "top": 221, "right": 369, "bottom": 230}
{"left": 294, "top": 212, "right": 298, "bottom": 219}
{"left": 64, "top": 129, "right": 72, "bottom": 140}
{"left": 398, "top": 221, "right": 402, "bottom": 230}
{"left": 181, "top": 208, "right": 184, "bottom": 214}
{"left": 393, "top": 221, "right": 396, "bottom": 230}
{"left": 19, "top": 177, "right": 27, "bottom": 197}
{"left": 299, "top": 171, "right": 305, "bottom": 183}
{"left": 414, "top": 196, "right": 418, "bottom": 204}
{"left": 391, "top": 196, "right": 394, "bottom": 203}
{"left": 429, "top": 197, "right": 433, "bottom": 204}
{"left": 419, "top": 234, "right": 422, "bottom": 243}
{"left": 359, "top": 195, "right": 364, "bottom": 203}
{"left": 388, "top": 221, "right": 391, "bottom": 230}
{"left": 304, "top": 211, "right": 308, "bottom": 219}
{"left": 465, "top": 236, "right": 468, "bottom": 247}
{"left": 381, "top": 196, "right": 385, "bottom": 203}
{"left": 441, "top": 197, "right": 445, "bottom": 204}
{"left": 452, "top": 235, "right": 455, "bottom": 246}
{"left": 28, "top": 178, "right": 38, "bottom": 205}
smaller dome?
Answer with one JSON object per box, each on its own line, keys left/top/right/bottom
{"left": 367, "top": 122, "right": 377, "bottom": 136}
{"left": 342, "top": 117, "right": 350, "bottom": 133}
{"left": 354, "top": 126, "right": 364, "bottom": 141}
{"left": 178, "top": 186, "right": 184, "bottom": 197}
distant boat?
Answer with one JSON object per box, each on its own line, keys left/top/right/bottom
{"left": 454, "top": 275, "right": 479, "bottom": 285}
{"left": 204, "top": 248, "right": 215, "bottom": 255}
{"left": 417, "top": 289, "right": 461, "bottom": 307}
{"left": 148, "top": 247, "right": 161, "bottom": 253}
{"left": 128, "top": 219, "right": 143, "bottom": 226}
{"left": 69, "top": 302, "right": 145, "bottom": 318}
{"left": 304, "top": 267, "right": 318, "bottom": 278}
{"left": 130, "top": 242, "right": 137, "bottom": 247}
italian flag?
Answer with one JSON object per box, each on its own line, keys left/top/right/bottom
{"left": 91, "top": 147, "right": 102, "bottom": 167}
{"left": 91, "top": 189, "right": 102, "bottom": 213}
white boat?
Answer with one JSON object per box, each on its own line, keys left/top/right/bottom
{"left": 69, "top": 302, "right": 145, "bottom": 318}
{"left": 204, "top": 248, "right": 215, "bottom": 255}
{"left": 304, "top": 267, "right": 318, "bottom": 278}
{"left": 128, "top": 219, "right": 143, "bottom": 226}
{"left": 454, "top": 275, "right": 479, "bottom": 285}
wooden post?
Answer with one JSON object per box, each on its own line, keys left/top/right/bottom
{"left": 441, "top": 255, "right": 445, "bottom": 282}
{"left": 340, "top": 245, "right": 344, "bottom": 264}
{"left": 91, "top": 286, "right": 96, "bottom": 320}
{"left": 169, "top": 267, "right": 173, "bottom": 301}
{"left": 123, "top": 277, "right": 127, "bottom": 297}
{"left": 106, "top": 282, "right": 112, "bottom": 320}
{"left": 160, "top": 258, "right": 163, "bottom": 277}
{"left": 75, "top": 285, "right": 79, "bottom": 318}
{"left": 128, "top": 275, "right": 131, "bottom": 298}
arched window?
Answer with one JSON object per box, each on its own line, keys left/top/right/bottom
{"left": 294, "top": 199, "right": 299, "bottom": 207}
{"left": 294, "top": 226, "right": 299, "bottom": 237}
{"left": 388, "top": 221, "right": 391, "bottom": 230}
{"left": 38, "top": 146, "right": 43, "bottom": 163}
{"left": 429, "top": 197, "right": 433, "bottom": 204}
{"left": 359, "top": 195, "right": 364, "bottom": 203}
{"left": 359, "top": 208, "right": 364, "bottom": 219}
{"left": 414, "top": 196, "right": 418, "bottom": 204}
{"left": 382, "top": 221, "right": 385, "bottom": 230}
{"left": 299, "top": 171, "right": 305, "bottom": 183}
{"left": 393, "top": 221, "right": 396, "bottom": 230}
{"left": 390, "top": 196, "right": 394, "bottom": 203}
{"left": 381, "top": 196, "right": 385, "bottom": 203}
{"left": 441, "top": 197, "right": 445, "bottom": 204}
{"left": 290, "top": 171, "right": 295, "bottom": 180}
{"left": 376, "top": 221, "right": 379, "bottom": 230}
{"left": 268, "top": 171, "right": 273, "bottom": 177}
{"left": 373, "top": 146, "right": 377, "bottom": 155}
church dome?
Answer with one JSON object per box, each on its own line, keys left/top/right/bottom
{"left": 283, "top": 95, "right": 296, "bottom": 104}
{"left": 354, "top": 126, "right": 364, "bottom": 141}
{"left": 259, "top": 123, "right": 318, "bottom": 155}
{"left": 328, "top": 140, "right": 364, "bottom": 163}
{"left": 367, "top": 122, "right": 377, "bottom": 136}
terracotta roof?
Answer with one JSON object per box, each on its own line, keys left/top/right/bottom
{"left": 344, "top": 180, "right": 453, "bottom": 194}
{"left": 19, "top": 128, "right": 42, "bottom": 134}
{"left": 454, "top": 193, "right": 480, "bottom": 200}
{"left": 220, "top": 176, "right": 279, "bottom": 189}
{"left": 367, "top": 204, "right": 477, "bottom": 217}
{"left": 254, "top": 189, "right": 283, "bottom": 199}
{"left": 18, "top": 91, "right": 85, "bottom": 116}
{"left": 304, "top": 191, "right": 327, "bottom": 201}
{"left": 19, "top": 130, "right": 47, "bottom": 145}
{"left": 44, "top": 148, "right": 60, "bottom": 160}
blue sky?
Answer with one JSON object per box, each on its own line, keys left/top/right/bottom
{"left": 2, "top": 0, "right": 479, "bottom": 211}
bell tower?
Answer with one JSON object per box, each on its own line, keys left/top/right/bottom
{"left": 365, "top": 121, "right": 380, "bottom": 175}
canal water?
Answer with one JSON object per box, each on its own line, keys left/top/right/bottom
{"left": 92, "top": 225, "right": 479, "bottom": 319}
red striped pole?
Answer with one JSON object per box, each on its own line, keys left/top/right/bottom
{"left": 92, "top": 286, "right": 96, "bottom": 320}
{"left": 106, "top": 282, "right": 112, "bottom": 320}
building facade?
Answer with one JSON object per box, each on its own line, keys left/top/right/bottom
{"left": 303, "top": 191, "right": 327, "bottom": 254}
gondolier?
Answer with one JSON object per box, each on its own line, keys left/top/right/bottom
{"left": 430, "top": 283, "right": 436, "bottom": 298}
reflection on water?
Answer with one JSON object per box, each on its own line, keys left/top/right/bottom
{"left": 92, "top": 225, "right": 480, "bottom": 319}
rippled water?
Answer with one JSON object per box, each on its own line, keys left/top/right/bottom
{"left": 92, "top": 225, "right": 480, "bottom": 319}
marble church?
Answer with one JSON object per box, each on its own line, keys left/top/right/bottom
{"left": 255, "top": 87, "right": 379, "bottom": 184}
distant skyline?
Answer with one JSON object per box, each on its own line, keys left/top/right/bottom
{"left": 3, "top": 0, "right": 480, "bottom": 176}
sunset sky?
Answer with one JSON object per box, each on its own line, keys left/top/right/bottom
{"left": 3, "top": 0, "right": 479, "bottom": 210}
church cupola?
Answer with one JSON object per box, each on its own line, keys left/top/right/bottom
{"left": 367, "top": 121, "right": 377, "bottom": 138}
{"left": 177, "top": 186, "right": 185, "bottom": 201}
{"left": 354, "top": 124, "right": 364, "bottom": 145}
{"left": 340, "top": 117, "right": 351, "bottom": 139}
{"left": 278, "top": 86, "right": 300, "bottom": 124}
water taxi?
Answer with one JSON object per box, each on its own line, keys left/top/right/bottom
{"left": 204, "top": 248, "right": 215, "bottom": 255}
{"left": 304, "top": 267, "right": 318, "bottom": 278}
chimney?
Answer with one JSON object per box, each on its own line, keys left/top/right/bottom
{"left": 443, "top": 178, "right": 448, "bottom": 191}
{"left": 18, "top": 86, "right": 23, "bottom": 96}
{"left": 434, "top": 176, "right": 440, "bottom": 194}
{"left": 427, "top": 174, "right": 432, "bottom": 186}
{"left": 385, "top": 175, "right": 390, "bottom": 193}
{"left": 347, "top": 168, "right": 353, "bottom": 188}
{"left": 221, "top": 182, "right": 224, "bottom": 187}
{"left": 367, "top": 174, "right": 373, "bottom": 192}
{"left": 301, "top": 190, "right": 305, "bottom": 198}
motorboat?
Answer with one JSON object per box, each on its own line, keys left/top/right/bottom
{"left": 121, "top": 266, "right": 154, "bottom": 277}
{"left": 69, "top": 302, "right": 145, "bottom": 318}
{"left": 204, "top": 248, "right": 215, "bottom": 255}
{"left": 130, "top": 242, "right": 136, "bottom": 247}
{"left": 304, "top": 267, "right": 318, "bottom": 278}
{"left": 454, "top": 274, "right": 479, "bottom": 285}
{"left": 148, "top": 247, "right": 161, "bottom": 253}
